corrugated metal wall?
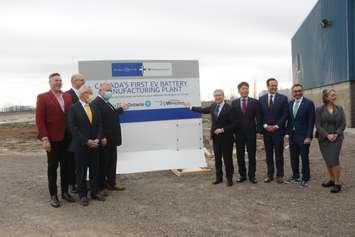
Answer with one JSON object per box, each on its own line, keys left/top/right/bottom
{"left": 292, "top": 0, "right": 353, "bottom": 89}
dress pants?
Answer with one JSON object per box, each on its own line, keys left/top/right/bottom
{"left": 67, "top": 151, "right": 76, "bottom": 187}
{"left": 289, "top": 132, "right": 310, "bottom": 181}
{"left": 75, "top": 146, "right": 99, "bottom": 198}
{"left": 46, "top": 141, "right": 69, "bottom": 196}
{"left": 263, "top": 131, "right": 285, "bottom": 178}
{"left": 212, "top": 135, "right": 234, "bottom": 181}
{"left": 235, "top": 133, "right": 256, "bottom": 179}
{"left": 99, "top": 144, "right": 117, "bottom": 189}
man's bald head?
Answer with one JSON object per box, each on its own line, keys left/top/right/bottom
{"left": 71, "top": 73, "right": 85, "bottom": 89}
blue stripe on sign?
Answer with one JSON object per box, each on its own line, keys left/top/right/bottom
{"left": 119, "top": 108, "right": 201, "bottom": 123}
{"left": 112, "top": 63, "right": 143, "bottom": 77}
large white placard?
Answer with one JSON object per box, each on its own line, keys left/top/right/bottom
{"left": 79, "top": 60, "right": 207, "bottom": 174}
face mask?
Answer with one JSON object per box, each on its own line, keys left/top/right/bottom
{"left": 103, "top": 91, "right": 113, "bottom": 101}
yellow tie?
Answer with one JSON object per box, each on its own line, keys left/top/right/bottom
{"left": 84, "top": 104, "right": 93, "bottom": 124}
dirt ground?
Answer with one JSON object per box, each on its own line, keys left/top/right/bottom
{"left": 0, "top": 112, "right": 354, "bottom": 237}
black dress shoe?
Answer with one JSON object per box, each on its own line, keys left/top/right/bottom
{"left": 50, "top": 195, "right": 60, "bottom": 208}
{"left": 226, "top": 179, "right": 233, "bottom": 187}
{"left": 321, "top": 180, "right": 335, "bottom": 188}
{"left": 236, "top": 177, "right": 247, "bottom": 183}
{"left": 70, "top": 185, "right": 78, "bottom": 194}
{"left": 212, "top": 180, "right": 223, "bottom": 185}
{"left": 330, "top": 184, "right": 342, "bottom": 193}
{"left": 91, "top": 194, "right": 106, "bottom": 201}
{"left": 249, "top": 177, "right": 258, "bottom": 184}
{"left": 80, "top": 197, "right": 89, "bottom": 206}
{"left": 62, "top": 192, "right": 75, "bottom": 203}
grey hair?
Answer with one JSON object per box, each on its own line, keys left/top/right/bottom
{"left": 213, "top": 89, "right": 225, "bottom": 96}
{"left": 78, "top": 84, "right": 93, "bottom": 96}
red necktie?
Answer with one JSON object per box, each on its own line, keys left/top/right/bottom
{"left": 268, "top": 94, "right": 273, "bottom": 111}
{"left": 242, "top": 97, "right": 247, "bottom": 114}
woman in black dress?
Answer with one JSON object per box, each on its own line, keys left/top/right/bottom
{"left": 315, "top": 89, "right": 346, "bottom": 193}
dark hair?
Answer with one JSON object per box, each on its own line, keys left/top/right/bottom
{"left": 238, "top": 82, "right": 249, "bottom": 90}
{"left": 291, "top": 83, "right": 304, "bottom": 90}
{"left": 266, "top": 78, "right": 277, "bottom": 86}
{"left": 49, "top": 73, "right": 61, "bottom": 79}
{"left": 322, "top": 89, "right": 336, "bottom": 104}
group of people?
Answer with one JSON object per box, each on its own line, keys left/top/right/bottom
{"left": 36, "top": 73, "right": 346, "bottom": 208}
{"left": 36, "top": 73, "right": 127, "bottom": 208}
{"left": 187, "top": 78, "right": 346, "bottom": 194}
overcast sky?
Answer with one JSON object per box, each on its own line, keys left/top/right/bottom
{"left": 0, "top": 0, "right": 318, "bottom": 106}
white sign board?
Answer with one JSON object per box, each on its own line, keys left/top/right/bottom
{"left": 79, "top": 60, "right": 207, "bottom": 174}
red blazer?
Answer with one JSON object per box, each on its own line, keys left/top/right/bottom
{"left": 35, "top": 90, "right": 73, "bottom": 142}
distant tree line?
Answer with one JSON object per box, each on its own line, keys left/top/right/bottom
{"left": 0, "top": 105, "right": 35, "bottom": 113}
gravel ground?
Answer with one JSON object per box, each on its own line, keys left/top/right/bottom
{"left": 0, "top": 113, "right": 354, "bottom": 237}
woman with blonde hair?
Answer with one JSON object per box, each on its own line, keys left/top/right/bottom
{"left": 315, "top": 89, "right": 346, "bottom": 193}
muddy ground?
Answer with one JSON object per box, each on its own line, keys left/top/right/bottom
{"left": 0, "top": 112, "right": 354, "bottom": 237}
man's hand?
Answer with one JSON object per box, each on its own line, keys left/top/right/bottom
{"left": 101, "top": 138, "right": 107, "bottom": 146}
{"left": 87, "top": 139, "right": 98, "bottom": 148}
{"left": 214, "top": 128, "right": 224, "bottom": 135}
{"left": 119, "top": 102, "right": 129, "bottom": 111}
{"left": 184, "top": 102, "right": 192, "bottom": 108}
{"left": 265, "top": 125, "right": 274, "bottom": 133}
{"left": 41, "top": 137, "right": 51, "bottom": 152}
{"left": 304, "top": 138, "right": 312, "bottom": 145}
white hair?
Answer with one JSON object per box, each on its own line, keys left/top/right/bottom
{"left": 78, "top": 84, "right": 93, "bottom": 96}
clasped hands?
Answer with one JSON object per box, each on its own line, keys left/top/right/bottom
{"left": 327, "top": 133, "right": 338, "bottom": 142}
{"left": 86, "top": 138, "right": 108, "bottom": 148}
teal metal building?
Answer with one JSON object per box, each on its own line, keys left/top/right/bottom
{"left": 292, "top": 0, "right": 355, "bottom": 127}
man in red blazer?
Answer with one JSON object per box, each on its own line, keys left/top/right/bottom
{"left": 36, "top": 73, "right": 75, "bottom": 208}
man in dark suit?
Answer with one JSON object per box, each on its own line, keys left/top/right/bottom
{"left": 65, "top": 73, "right": 86, "bottom": 193}
{"left": 185, "top": 89, "right": 237, "bottom": 186}
{"left": 66, "top": 73, "right": 85, "bottom": 104}
{"left": 231, "top": 82, "right": 262, "bottom": 183}
{"left": 68, "top": 85, "right": 106, "bottom": 206}
{"left": 259, "top": 78, "right": 289, "bottom": 183}
{"left": 92, "top": 82, "right": 128, "bottom": 194}
{"left": 35, "top": 73, "right": 75, "bottom": 208}
{"left": 287, "top": 84, "right": 315, "bottom": 187}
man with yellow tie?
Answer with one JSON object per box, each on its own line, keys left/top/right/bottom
{"left": 68, "top": 84, "right": 106, "bottom": 206}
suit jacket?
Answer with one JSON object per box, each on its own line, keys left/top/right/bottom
{"left": 68, "top": 101, "right": 103, "bottom": 151}
{"left": 91, "top": 96, "right": 124, "bottom": 147}
{"left": 191, "top": 102, "right": 237, "bottom": 139}
{"left": 287, "top": 97, "right": 315, "bottom": 139}
{"left": 259, "top": 93, "right": 289, "bottom": 133}
{"left": 231, "top": 97, "right": 262, "bottom": 137}
{"left": 66, "top": 88, "right": 79, "bottom": 104}
{"left": 35, "top": 90, "right": 72, "bottom": 142}
{"left": 315, "top": 105, "right": 346, "bottom": 141}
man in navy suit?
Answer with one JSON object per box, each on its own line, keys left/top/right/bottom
{"left": 287, "top": 84, "right": 315, "bottom": 187}
{"left": 65, "top": 73, "right": 86, "bottom": 194}
{"left": 259, "top": 78, "right": 289, "bottom": 183}
{"left": 185, "top": 90, "right": 237, "bottom": 186}
{"left": 68, "top": 85, "right": 106, "bottom": 206}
